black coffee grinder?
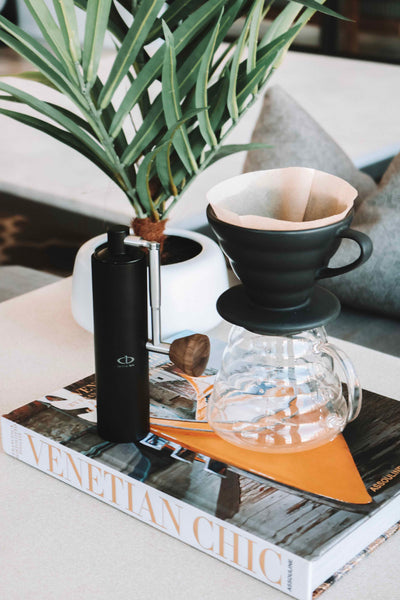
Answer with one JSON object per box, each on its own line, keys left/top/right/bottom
{"left": 92, "top": 226, "right": 210, "bottom": 443}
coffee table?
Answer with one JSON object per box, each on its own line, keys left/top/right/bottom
{"left": 0, "top": 279, "right": 399, "bottom": 600}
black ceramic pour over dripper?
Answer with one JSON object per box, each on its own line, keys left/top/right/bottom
{"left": 207, "top": 205, "right": 372, "bottom": 335}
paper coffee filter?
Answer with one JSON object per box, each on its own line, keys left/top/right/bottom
{"left": 208, "top": 168, "right": 358, "bottom": 231}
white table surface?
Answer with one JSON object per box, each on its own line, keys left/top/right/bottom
{"left": 1, "top": 278, "right": 400, "bottom": 600}
{"left": 0, "top": 52, "right": 399, "bottom": 229}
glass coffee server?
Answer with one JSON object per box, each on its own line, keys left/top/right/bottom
{"left": 206, "top": 171, "right": 372, "bottom": 453}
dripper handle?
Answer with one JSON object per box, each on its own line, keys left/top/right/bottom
{"left": 318, "top": 228, "right": 372, "bottom": 279}
{"left": 320, "top": 342, "right": 362, "bottom": 422}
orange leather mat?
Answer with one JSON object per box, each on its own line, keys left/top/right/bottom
{"left": 150, "top": 418, "right": 372, "bottom": 506}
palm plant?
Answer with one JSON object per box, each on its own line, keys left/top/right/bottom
{"left": 0, "top": 0, "right": 344, "bottom": 241}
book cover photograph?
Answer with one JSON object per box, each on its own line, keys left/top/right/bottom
{"left": 2, "top": 351, "right": 400, "bottom": 600}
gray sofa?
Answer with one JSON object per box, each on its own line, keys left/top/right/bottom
{"left": 242, "top": 86, "right": 400, "bottom": 358}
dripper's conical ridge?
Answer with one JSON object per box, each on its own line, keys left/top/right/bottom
{"left": 207, "top": 204, "right": 344, "bottom": 334}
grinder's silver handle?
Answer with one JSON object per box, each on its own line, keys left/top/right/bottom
{"left": 125, "top": 235, "right": 164, "bottom": 351}
{"left": 124, "top": 235, "right": 209, "bottom": 376}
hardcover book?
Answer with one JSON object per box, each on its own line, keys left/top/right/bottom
{"left": 2, "top": 349, "right": 400, "bottom": 600}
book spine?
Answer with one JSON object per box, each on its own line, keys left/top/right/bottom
{"left": 1, "top": 415, "right": 312, "bottom": 600}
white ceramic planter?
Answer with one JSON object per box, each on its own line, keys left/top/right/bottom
{"left": 71, "top": 228, "right": 229, "bottom": 338}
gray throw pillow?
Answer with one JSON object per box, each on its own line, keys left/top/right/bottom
{"left": 243, "top": 85, "right": 377, "bottom": 207}
{"left": 243, "top": 85, "right": 400, "bottom": 318}
{"left": 323, "top": 154, "right": 400, "bottom": 318}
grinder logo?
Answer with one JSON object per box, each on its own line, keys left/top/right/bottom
{"left": 117, "top": 355, "right": 135, "bottom": 367}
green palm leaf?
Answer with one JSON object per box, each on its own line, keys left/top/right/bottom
{"left": 155, "top": 107, "right": 208, "bottom": 196}
{"left": 0, "top": 93, "right": 94, "bottom": 134}
{"left": 156, "top": 136, "right": 179, "bottom": 197}
{"left": 82, "top": 0, "right": 113, "bottom": 87}
{"left": 52, "top": 0, "right": 82, "bottom": 63}
{"left": 209, "top": 76, "right": 230, "bottom": 132}
{"left": 247, "top": 0, "right": 265, "bottom": 79}
{"left": 120, "top": 24, "right": 213, "bottom": 167}
{"left": 138, "top": 107, "right": 208, "bottom": 213}
{"left": 0, "top": 81, "right": 107, "bottom": 163}
{"left": 0, "top": 17, "right": 84, "bottom": 108}
{"left": 205, "top": 142, "right": 272, "bottom": 165}
{"left": 90, "top": 77, "right": 129, "bottom": 166}
{"left": 120, "top": 105, "right": 164, "bottom": 167}
{"left": 109, "top": 0, "right": 227, "bottom": 138}
{"left": 146, "top": 0, "right": 204, "bottom": 43}
{"left": 0, "top": 0, "right": 340, "bottom": 223}
{"left": 23, "top": 0, "right": 78, "bottom": 81}
{"left": 0, "top": 108, "right": 119, "bottom": 185}
{"left": 188, "top": 22, "right": 302, "bottom": 137}
{"left": 99, "top": 0, "right": 165, "bottom": 110}
{"left": 120, "top": 1, "right": 242, "bottom": 166}
{"left": 261, "top": 2, "right": 329, "bottom": 69}
{"left": 162, "top": 21, "right": 198, "bottom": 175}
{"left": 236, "top": 24, "right": 302, "bottom": 109}
{"left": 0, "top": 71, "right": 58, "bottom": 90}
{"left": 276, "top": 0, "right": 332, "bottom": 66}
{"left": 227, "top": 1, "right": 261, "bottom": 122}
{"left": 136, "top": 143, "right": 169, "bottom": 216}
{"left": 195, "top": 12, "right": 222, "bottom": 148}
{"left": 75, "top": 0, "right": 128, "bottom": 43}
{"left": 115, "top": 0, "right": 139, "bottom": 13}
{"left": 260, "top": 2, "right": 302, "bottom": 47}
{"left": 293, "top": 0, "right": 349, "bottom": 20}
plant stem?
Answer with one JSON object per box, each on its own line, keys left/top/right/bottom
{"left": 74, "top": 62, "right": 145, "bottom": 217}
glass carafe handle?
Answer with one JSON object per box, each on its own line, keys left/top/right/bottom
{"left": 320, "top": 342, "right": 362, "bottom": 422}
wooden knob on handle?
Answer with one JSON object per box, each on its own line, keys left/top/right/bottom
{"left": 169, "top": 334, "right": 210, "bottom": 377}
